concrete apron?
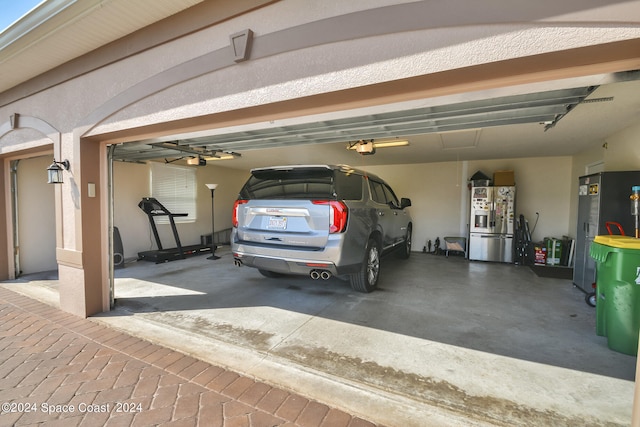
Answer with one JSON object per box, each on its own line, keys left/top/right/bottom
{"left": 3, "top": 247, "right": 634, "bottom": 427}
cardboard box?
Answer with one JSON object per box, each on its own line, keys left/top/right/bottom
{"left": 493, "top": 170, "right": 515, "bottom": 186}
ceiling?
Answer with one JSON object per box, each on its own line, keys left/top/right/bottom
{"left": 112, "top": 71, "right": 640, "bottom": 170}
{"left": 0, "top": 0, "right": 203, "bottom": 93}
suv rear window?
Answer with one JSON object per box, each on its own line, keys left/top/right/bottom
{"left": 240, "top": 168, "right": 334, "bottom": 199}
{"left": 240, "top": 168, "right": 363, "bottom": 200}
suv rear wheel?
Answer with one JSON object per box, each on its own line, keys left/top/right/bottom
{"left": 349, "top": 238, "right": 380, "bottom": 293}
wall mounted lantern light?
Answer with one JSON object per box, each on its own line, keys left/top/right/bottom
{"left": 47, "top": 160, "right": 70, "bottom": 184}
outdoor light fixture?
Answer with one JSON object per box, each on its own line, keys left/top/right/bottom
{"left": 205, "top": 183, "right": 220, "bottom": 260}
{"left": 47, "top": 160, "right": 70, "bottom": 184}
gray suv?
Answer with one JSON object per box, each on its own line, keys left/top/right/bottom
{"left": 231, "top": 165, "right": 412, "bottom": 292}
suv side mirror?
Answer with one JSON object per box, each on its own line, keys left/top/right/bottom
{"left": 400, "top": 198, "right": 411, "bottom": 209}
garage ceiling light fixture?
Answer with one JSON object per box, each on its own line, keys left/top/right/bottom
{"left": 348, "top": 138, "right": 409, "bottom": 155}
{"left": 151, "top": 142, "right": 241, "bottom": 162}
{"left": 187, "top": 156, "right": 206, "bottom": 166}
{"left": 204, "top": 153, "right": 239, "bottom": 161}
{"left": 47, "top": 159, "right": 69, "bottom": 184}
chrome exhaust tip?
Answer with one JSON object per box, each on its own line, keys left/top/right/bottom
{"left": 234, "top": 259, "right": 243, "bottom": 267}
{"left": 320, "top": 270, "right": 331, "bottom": 280}
{"left": 310, "top": 270, "right": 320, "bottom": 280}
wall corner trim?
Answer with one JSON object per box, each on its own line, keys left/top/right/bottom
{"left": 56, "top": 248, "right": 83, "bottom": 269}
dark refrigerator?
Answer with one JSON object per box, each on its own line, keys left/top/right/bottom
{"left": 573, "top": 171, "right": 640, "bottom": 293}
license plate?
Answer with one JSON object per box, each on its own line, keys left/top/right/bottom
{"left": 267, "top": 216, "right": 287, "bottom": 230}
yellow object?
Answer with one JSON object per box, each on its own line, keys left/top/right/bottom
{"left": 594, "top": 235, "right": 640, "bottom": 249}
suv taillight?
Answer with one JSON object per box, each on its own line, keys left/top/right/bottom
{"left": 233, "top": 199, "right": 248, "bottom": 227}
{"left": 313, "top": 200, "right": 348, "bottom": 233}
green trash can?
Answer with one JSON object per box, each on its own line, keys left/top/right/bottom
{"left": 590, "top": 235, "right": 640, "bottom": 356}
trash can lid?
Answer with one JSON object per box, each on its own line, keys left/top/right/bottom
{"left": 594, "top": 235, "right": 640, "bottom": 249}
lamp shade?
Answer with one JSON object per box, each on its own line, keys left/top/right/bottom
{"left": 205, "top": 183, "right": 218, "bottom": 190}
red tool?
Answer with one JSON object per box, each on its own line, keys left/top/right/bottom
{"left": 605, "top": 221, "right": 625, "bottom": 236}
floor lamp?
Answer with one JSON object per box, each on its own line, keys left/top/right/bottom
{"left": 205, "top": 183, "right": 220, "bottom": 260}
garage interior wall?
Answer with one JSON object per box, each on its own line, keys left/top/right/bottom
{"left": 568, "top": 121, "right": 640, "bottom": 238}
{"left": 365, "top": 155, "right": 573, "bottom": 249}
{"left": 16, "top": 156, "right": 57, "bottom": 275}
{"left": 603, "top": 121, "right": 640, "bottom": 171}
{"left": 113, "top": 161, "right": 248, "bottom": 260}
{"left": 63, "top": 119, "right": 640, "bottom": 270}
{"left": 111, "top": 143, "right": 635, "bottom": 264}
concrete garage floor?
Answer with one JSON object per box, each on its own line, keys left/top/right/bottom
{"left": 4, "top": 247, "right": 636, "bottom": 426}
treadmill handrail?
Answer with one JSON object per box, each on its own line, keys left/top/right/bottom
{"left": 138, "top": 197, "right": 187, "bottom": 254}
{"left": 148, "top": 211, "right": 188, "bottom": 217}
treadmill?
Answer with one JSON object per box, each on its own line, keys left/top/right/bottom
{"left": 137, "top": 197, "right": 210, "bottom": 263}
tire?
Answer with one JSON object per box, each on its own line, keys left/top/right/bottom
{"left": 349, "top": 238, "right": 380, "bottom": 293}
{"left": 258, "top": 269, "right": 283, "bottom": 278}
{"left": 585, "top": 292, "right": 596, "bottom": 307}
{"left": 396, "top": 225, "right": 412, "bottom": 259}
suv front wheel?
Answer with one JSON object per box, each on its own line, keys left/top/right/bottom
{"left": 349, "top": 238, "right": 380, "bottom": 293}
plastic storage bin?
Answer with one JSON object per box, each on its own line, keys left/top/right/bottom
{"left": 590, "top": 235, "right": 640, "bottom": 355}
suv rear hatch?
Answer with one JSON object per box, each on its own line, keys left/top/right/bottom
{"left": 234, "top": 166, "right": 345, "bottom": 249}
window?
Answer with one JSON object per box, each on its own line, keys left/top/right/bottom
{"left": 335, "top": 171, "right": 363, "bottom": 200}
{"left": 382, "top": 183, "right": 400, "bottom": 207}
{"left": 369, "top": 179, "right": 399, "bottom": 207}
{"left": 150, "top": 162, "right": 196, "bottom": 223}
{"left": 369, "top": 180, "right": 387, "bottom": 205}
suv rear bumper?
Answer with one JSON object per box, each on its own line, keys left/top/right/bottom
{"left": 232, "top": 241, "right": 361, "bottom": 277}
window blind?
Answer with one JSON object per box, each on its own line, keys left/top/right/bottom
{"left": 150, "top": 162, "right": 196, "bottom": 224}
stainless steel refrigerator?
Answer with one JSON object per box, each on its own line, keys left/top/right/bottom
{"left": 469, "top": 186, "right": 516, "bottom": 263}
{"left": 573, "top": 171, "right": 640, "bottom": 293}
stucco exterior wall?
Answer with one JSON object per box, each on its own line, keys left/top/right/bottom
{"left": 84, "top": 2, "right": 640, "bottom": 139}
